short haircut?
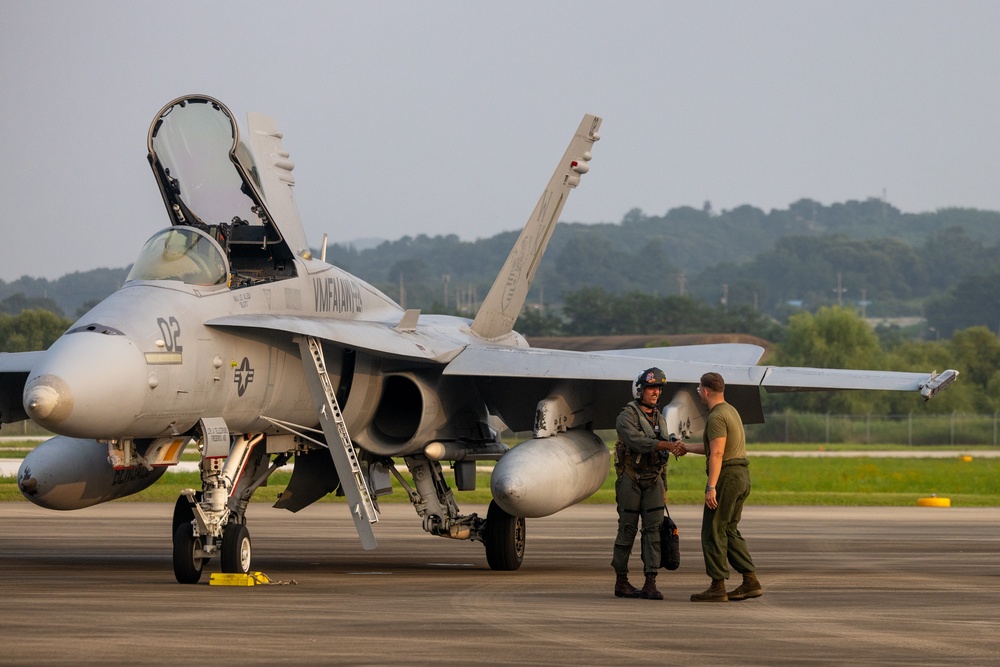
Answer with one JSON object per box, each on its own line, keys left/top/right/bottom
{"left": 700, "top": 372, "right": 725, "bottom": 393}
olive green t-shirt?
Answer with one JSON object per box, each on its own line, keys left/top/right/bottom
{"left": 703, "top": 401, "right": 746, "bottom": 468}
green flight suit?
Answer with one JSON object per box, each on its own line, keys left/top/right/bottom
{"left": 611, "top": 401, "right": 669, "bottom": 576}
{"left": 701, "top": 401, "right": 756, "bottom": 581}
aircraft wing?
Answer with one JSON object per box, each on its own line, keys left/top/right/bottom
{"left": 443, "top": 345, "right": 950, "bottom": 396}
{"left": 204, "top": 314, "right": 466, "bottom": 363}
{"left": 597, "top": 343, "right": 766, "bottom": 366}
{"left": 204, "top": 312, "right": 951, "bottom": 397}
{"left": 0, "top": 350, "right": 45, "bottom": 424}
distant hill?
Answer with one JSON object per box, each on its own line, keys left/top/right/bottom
{"left": 5, "top": 199, "right": 1000, "bottom": 320}
{"left": 328, "top": 199, "right": 1000, "bottom": 318}
{"left": 0, "top": 267, "right": 130, "bottom": 318}
{"left": 342, "top": 237, "right": 387, "bottom": 252}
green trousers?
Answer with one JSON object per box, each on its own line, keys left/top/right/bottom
{"left": 701, "top": 459, "right": 755, "bottom": 581}
{"left": 611, "top": 473, "right": 664, "bottom": 576}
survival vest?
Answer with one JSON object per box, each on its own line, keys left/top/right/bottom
{"left": 614, "top": 404, "right": 668, "bottom": 483}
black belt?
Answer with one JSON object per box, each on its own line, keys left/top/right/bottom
{"left": 623, "top": 506, "right": 664, "bottom": 514}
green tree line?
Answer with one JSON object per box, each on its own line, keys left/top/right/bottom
{"left": 326, "top": 200, "right": 1000, "bottom": 334}
{"left": 767, "top": 306, "right": 987, "bottom": 415}
{"left": 5, "top": 200, "right": 1000, "bottom": 335}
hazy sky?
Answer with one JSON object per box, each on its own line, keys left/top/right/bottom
{"left": 2, "top": 1, "right": 999, "bottom": 281}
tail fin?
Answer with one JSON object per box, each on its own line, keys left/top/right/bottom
{"left": 470, "top": 114, "right": 602, "bottom": 340}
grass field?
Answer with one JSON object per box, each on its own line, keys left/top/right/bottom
{"left": 2, "top": 443, "right": 997, "bottom": 506}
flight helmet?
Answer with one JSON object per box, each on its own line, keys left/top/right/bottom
{"left": 633, "top": 367, "right": 667, "bottom": 400}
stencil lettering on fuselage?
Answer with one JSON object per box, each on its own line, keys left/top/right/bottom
{"left": 156, "top": 317, "right": 183, "bottom": 352}
{"left": 313, "top": 277, "right": 364, "bottom": 313}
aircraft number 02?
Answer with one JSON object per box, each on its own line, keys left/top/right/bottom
{"left": 156, "top": 316, "right": 183, "bottom": 352}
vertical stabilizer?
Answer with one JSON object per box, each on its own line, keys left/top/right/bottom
{"left": 471, "top": 115, "right": 601, "bottom": 340}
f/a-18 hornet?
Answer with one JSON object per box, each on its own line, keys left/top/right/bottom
{"left": 0, "top": 95, "right": 957, "bottom": 583}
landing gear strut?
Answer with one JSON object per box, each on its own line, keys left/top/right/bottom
{"left": 393, "top": 455, "right": 486, "bottom": 542}
{"left": 391, "top": 455, "right": 526, "bottom": 570}
{"left": 171, "top": 432, "right": 288, "bottom": 583}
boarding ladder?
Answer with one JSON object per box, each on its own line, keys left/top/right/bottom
{"left": 297, "top": 336, "right": 378, "bottom": 550}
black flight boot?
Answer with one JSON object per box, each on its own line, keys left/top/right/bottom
{"left": 614, "top": 573, "right": 642, "bottom": 598}
{"left": 640, "top": 573, "right": 663, "bottom": 600}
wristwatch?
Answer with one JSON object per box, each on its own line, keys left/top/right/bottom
{"left": 705, "top": 485, "right": 716, "bottom": 492}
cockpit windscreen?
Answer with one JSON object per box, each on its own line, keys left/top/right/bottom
{"left": 127, "top": 227, "right": 229, "bottom": 286}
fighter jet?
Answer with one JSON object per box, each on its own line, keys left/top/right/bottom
{"left": 0, "top": 95, "right": 957, "bottom": 583}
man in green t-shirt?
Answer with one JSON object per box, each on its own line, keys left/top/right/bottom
{"left": 682, "top": 372, "right": 763, "bottom": 602}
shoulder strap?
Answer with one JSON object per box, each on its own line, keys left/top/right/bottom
{"left": 631, "top": 402, "right": 663, "bottom": 440}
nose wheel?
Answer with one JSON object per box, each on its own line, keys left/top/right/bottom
{"left": 221, "top": 523, "right": 252, "bottom": 574}
{"left": 172, "top": 520, "right": 254, "bottom": 583}
{"left": 172, "top": 523, "right": 206, "bottom": 584}
{"left": 171, "top": 489, "right": 255, "bottom": 583}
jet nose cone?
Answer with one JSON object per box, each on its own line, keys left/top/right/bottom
{"left": 23, "top": 376, "right": 73, "bottom": 424}
{"left": 22, "top": 331, "right": 145, "bottom": 438}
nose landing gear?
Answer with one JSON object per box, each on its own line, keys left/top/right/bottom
{"left": 171, "top": 432, "right": 287, "bottom": 583}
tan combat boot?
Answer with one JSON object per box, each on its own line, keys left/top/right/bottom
{"left": 728, "top": 571, "right": 763, "bottom": 600}
{"left": 640, "top": 573, "right": 663, "bottom": 600}
{"left": 690, "top": 578, "right": 728, "bottom": 602}
{"left": 614, "top": 573, "right": 642, "bottom": 598}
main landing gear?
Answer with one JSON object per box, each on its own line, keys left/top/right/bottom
{"left": 483, "top": 500, "right": 526, "bottom": 571}
{"left": 391, "top": 455, "right": 526, "bottom": 571}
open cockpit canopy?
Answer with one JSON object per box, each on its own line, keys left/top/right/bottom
{"left": 147, "top": 95, "right": 296, "bottom": 287}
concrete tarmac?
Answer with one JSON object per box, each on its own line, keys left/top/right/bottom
{"left": 0, "top": 502, "right": 997, "bottom": 666}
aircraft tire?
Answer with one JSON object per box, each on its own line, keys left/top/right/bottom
{"left": 221, "top": 523, "right": 252, "bottom": 574}
{"left": 172, "top": 523, "right": 205, "bottom": 584}
{"left": 483, "top": 500, "right": 525, "bottom": 571}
